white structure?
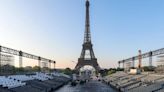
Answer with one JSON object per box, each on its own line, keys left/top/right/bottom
{"left": 30, "top": 72, "right": 53, "bottom": 81}
{"left": 129, "top": 69, "right": 141, "bottom": 74}
{"left": 8, "top": 75, "right": 34, "bottom": 81}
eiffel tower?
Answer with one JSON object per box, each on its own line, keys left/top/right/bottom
{"left": 75, "top": 0, "right": 100, "bottom": 72}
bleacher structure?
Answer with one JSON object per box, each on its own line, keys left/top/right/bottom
{"left": 0, "top": 72, "right": 71, "bottom": 92}
{"left": 0, "top": 76, "right": 25, "bottom": 89}
{"left": 103, "top": 72, "right": 164, "bottom": 92}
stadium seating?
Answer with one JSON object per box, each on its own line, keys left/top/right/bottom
{"left": 0, "top": 72, "right": 71, "bottom": 92}
{"left": 8, "top": 75, "right": 34, "bottom": 81}
{"left": 51, "top": 72, "right": 71, "bottom": 78}
{"left": 0, "top": 76, "right": 26, "bottom": 89}
{"left": 103, "top": 72, "right": 164, "bottom": 92}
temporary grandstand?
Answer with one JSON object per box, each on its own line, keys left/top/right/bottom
{"left": 103, "top": 71, "right": 164, "bottom": 92}
{"left": 0, "top": 72, "right": 71, "bottom": 92}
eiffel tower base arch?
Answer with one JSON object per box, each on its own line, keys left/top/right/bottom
{"left": 74, "top": 58, "right": 101, "bottom": 74}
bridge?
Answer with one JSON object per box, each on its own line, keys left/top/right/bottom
{"left": 0, "top": 45, "right": 56, "bottom": 69}
{"left": 118, "top": 48, "right": 164, "bottom": 68}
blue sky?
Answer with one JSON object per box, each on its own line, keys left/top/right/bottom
{"left": 0, "top": 0, "right": 164, "bottom": 69}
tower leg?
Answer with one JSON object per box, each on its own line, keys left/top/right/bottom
{"left": 118, "top": 62, "right": 120, "bottom": 68}
{"left": 123, "top": 62, "right": 125, "bottom": 69}
{"left": 132, "top": 57, "right": 135, "bottom": 68}
{"left": 38, "top": 57, "right": 41, "bottom": 68}
{"left": 54, "top": 62, "right": 56, "bottom": 70}
{"left": 49, "top": 61, "right": 51, "bottom": 69}
{"left": 38, "top": 60, "right": 41, "bottom": 67}
{"left": 19, "top": 56, "right": 22, "bottom": 68}
{"left": 19, "top": 51, "right": 23, "bottom": 68}
{"left": 149, "top": 51, "right": 153, "bottom": 67}
{"left": 149, "top": 56, "right": 152, "bottom": 67}
{"left": 132, "top": 60, "right": 135, "bottom": 68}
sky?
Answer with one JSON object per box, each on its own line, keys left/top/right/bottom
{"left": 0, "top": 0, "right": 164, "bottom": 69}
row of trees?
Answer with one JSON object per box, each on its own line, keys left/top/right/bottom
{"left": 60, "top": 68, "right": 74, "bottom": 75}
{"left": 142, "top": 66, "right": 155, "bottom": 71}
{"left": 0, "top": 65, "right": 155, "bottom": 76}
{"left": 99, "top": 66, "right": 157, "bottom": 77}
{"left": 0, "top": 64, "right": 53, "bottom": 75}
{"left": 48, "top": 66, "right": 156, "bottom": 77}
{"left": 57, "top": 67, "right": 124, "bottom": 77}
{"left": 0, "top": 65, "right": 74, "bottom": 76}
{"left": 99, "top": 68, "right": 124, "bottom": 77}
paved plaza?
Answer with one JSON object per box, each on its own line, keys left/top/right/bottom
{"left": 56, "top": 80, "right": 117, "bottom": 92}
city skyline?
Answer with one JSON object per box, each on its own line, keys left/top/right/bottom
{"left": 0, "top": 0, "right": 164, "bottom": 69}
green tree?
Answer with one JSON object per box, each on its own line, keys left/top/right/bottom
{"left": 33, "top": 66, "right": 41, "bottom": 72}
{"left": 143, "top": 66, "right": 155, "bottom": 71}
{"left": 63, "top": 67, "right": 72, "bottom": 75}
{"left": 107, "top": 69, "right": 116, "bottom": 75}
{"left": 116, "top": 68, "right": 124, "bottom": 71}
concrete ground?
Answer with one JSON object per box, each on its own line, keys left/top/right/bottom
{"left": 55, "top": 80, "right": 117, "bottom": 92}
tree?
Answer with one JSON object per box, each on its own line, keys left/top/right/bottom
{"left": 107, "top": 70, "right": 116, "bottom": 75}
{"left": 33, "top": 66, "right": 41, "bottom": 72}
{"left": 143, "top": 66, "right": 155, "bottom": 71}
{"left": 116, "top": 68, "right": 124, "bottom": 71}
{"left": 99, "top": 69, "right": 108, "bottom": 77}
{"left": 17, "top": 67, "right": 25, "bottom": 73}
{"left": 63, "top": 67, "right": 72, "bottom": 75}
{"left": 24, "top": 66, "right": 32, "bottom": 72}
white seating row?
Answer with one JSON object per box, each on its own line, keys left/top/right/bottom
{"left": 30, "top": 72, "right": 53, "bottom": 81}
{"left": 0, "top": 72, "right": 69, "bottom": 89}
{"left": 0, "top": 76, "right": 26, "bottom": 89}
{"left": 59, "top": 73, "right": 71, "bottom": 78}
{"left": 8, "top": 75, "right": 34, "bottom": 81}
{"left": 51, "top": 72, "right": 70, "bottom": 78}
{"left": 51, "top": 72, "right": 61, "bottom": 77}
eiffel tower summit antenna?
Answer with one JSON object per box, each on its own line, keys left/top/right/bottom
{"left": 74, "top": 0, "right": 101, "bottom": 73}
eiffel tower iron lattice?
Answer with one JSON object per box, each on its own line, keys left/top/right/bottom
{"left": 74, "top": 0, "right": 101, "bottom": 72}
